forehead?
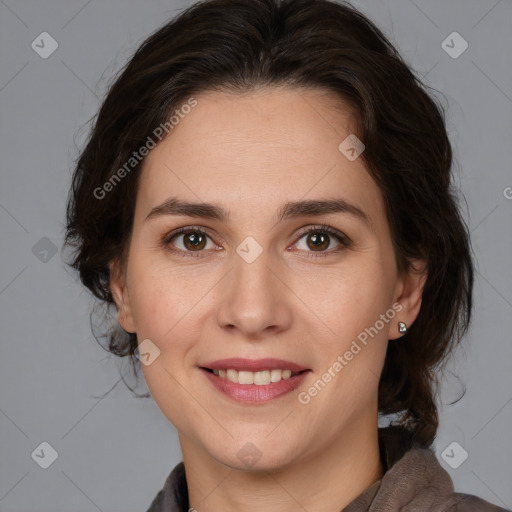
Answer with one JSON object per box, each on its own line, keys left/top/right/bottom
{"left": 136, "top": 86, "right": 385, "bottom": 229}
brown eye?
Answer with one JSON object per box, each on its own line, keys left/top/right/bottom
{"left": 294, "top": 225, "right": 350, "bottom": 257}
{"left": 305, "top": 232, "right": 330, "bottom": 251}
{"left": 164, "top": 228, "right": 215, "bottom": 255}
{"left": 181, "top": 231, "right": 207, "bottom": 251}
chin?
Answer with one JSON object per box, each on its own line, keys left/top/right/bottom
{"left": 207, "top": 436, "right": 302, "bottom": 473}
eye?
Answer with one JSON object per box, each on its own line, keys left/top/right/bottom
{"left": 293, "top": 224, "right": 351, "bottom": 258}
{"left": 162, "top": 227, "right": 218, "bottom": 258}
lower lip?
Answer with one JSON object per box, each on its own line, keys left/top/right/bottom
{"left": 201, "top": 368, "right": 311, "bottom": 403}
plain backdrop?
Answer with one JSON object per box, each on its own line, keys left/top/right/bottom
{"left": 0, "top": 1, "right": 511, "bottom": 511}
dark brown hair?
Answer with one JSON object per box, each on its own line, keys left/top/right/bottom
{"left": 64, "top": 0, "right": 474, "bottom": 447}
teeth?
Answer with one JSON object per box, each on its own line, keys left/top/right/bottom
{"left": 211, "top": 368, "right": 297, "bottom": 385}
{"left": 254, "top": 370, "right": 270, "bottom": 385}
{"left": 227, "top": 369, "right": 238, "bottom": 382}
{"left": 238, "top": 371, "right": 254, "bottom": 384}
{"left": 271, "top": 369, "right": 282, "bottom": 382}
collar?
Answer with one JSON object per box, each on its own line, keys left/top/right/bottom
{"left": 343, "top": 425, "right": 457, "bottom": 511}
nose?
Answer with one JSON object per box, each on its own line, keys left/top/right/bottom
{"left": 216, "top": 244, "right": 293, "bottom": 339}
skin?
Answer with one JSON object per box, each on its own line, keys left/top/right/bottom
{"left": 110, "top": 86, "right": 427, "bottom": 512}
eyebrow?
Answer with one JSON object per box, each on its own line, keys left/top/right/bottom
{"left": 145, "top": 196, "right": 371, "bottom": 228}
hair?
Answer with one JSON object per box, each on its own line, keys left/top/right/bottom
{"left": 64, "top": 0, "right": 474, "bottom": 447}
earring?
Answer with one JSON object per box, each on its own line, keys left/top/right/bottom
{"left": 398, "top": 321, "right": 408, "bottom": 334}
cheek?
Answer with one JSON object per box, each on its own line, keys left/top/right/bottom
{"left": 127, "top": 252, "right": 201, "bottom": 337}
{"left": 132, "top": 271, "right": 201, "bottom": 427}
{"left": 304, "top": 283, "right": 390, "bottom": 423}
{"left": 293, "top": 256, "right": 394, "bottom": 336}
{"left": 295, "top": 256, "right": 393, "bottom": 404}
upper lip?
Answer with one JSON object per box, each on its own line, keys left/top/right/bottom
{"left": 201, "top": 358, "right": 309, "bottom": 372}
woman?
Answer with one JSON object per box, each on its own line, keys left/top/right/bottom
{"left": 64, "top": 0, "right": 509, "bottom": 510}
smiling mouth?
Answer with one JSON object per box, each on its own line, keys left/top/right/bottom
{"left": 202, "top": 367, "right": 306, "bottom": 385}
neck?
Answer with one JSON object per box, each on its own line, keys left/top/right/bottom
{"left": 180, "top": 418, "right": 384, "bottom": 512}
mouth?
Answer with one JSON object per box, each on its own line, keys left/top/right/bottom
{"left": 199, "top": 358, "right": 311, "bottom": 403}
{"left": 201, "top": 367, "right": 306, "bottom": 385}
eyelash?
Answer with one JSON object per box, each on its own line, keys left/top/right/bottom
{"left": 161, "top": 224, "right": 351, "bottom": 259}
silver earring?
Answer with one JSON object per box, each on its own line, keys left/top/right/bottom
{"left": 398, "top": 321, "right": 408, "bottom": 334}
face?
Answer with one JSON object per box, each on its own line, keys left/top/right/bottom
{"left": 110, "top": 86, "right": 426, "bottom": 471}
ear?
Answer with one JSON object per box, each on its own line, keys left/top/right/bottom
{"left": 109, "top": 258, "right": 136, "bottom": 333}
{"left": 389, "top": 258, "right": 428, "bottom": 340}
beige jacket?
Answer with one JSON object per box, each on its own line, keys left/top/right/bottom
{"left": 146, "top": 426, "right": 510, "bottom": 511}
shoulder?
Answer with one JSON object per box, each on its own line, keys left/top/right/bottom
{"left": 146, "top": 461, "right": 189, "bottom": 512}
{"left": 146, "top": 488, "right": 165, "bottom": 512}
{"left": 376, "top": 426, "right": 510, "bottom": 512}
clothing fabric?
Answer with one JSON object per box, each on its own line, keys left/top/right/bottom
{"left": 146, "top": 426, "right": 510, "bottom": 511}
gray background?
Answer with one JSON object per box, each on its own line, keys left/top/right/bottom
{"left": 0, "top": 0, "right": 511, "bottom": 510}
